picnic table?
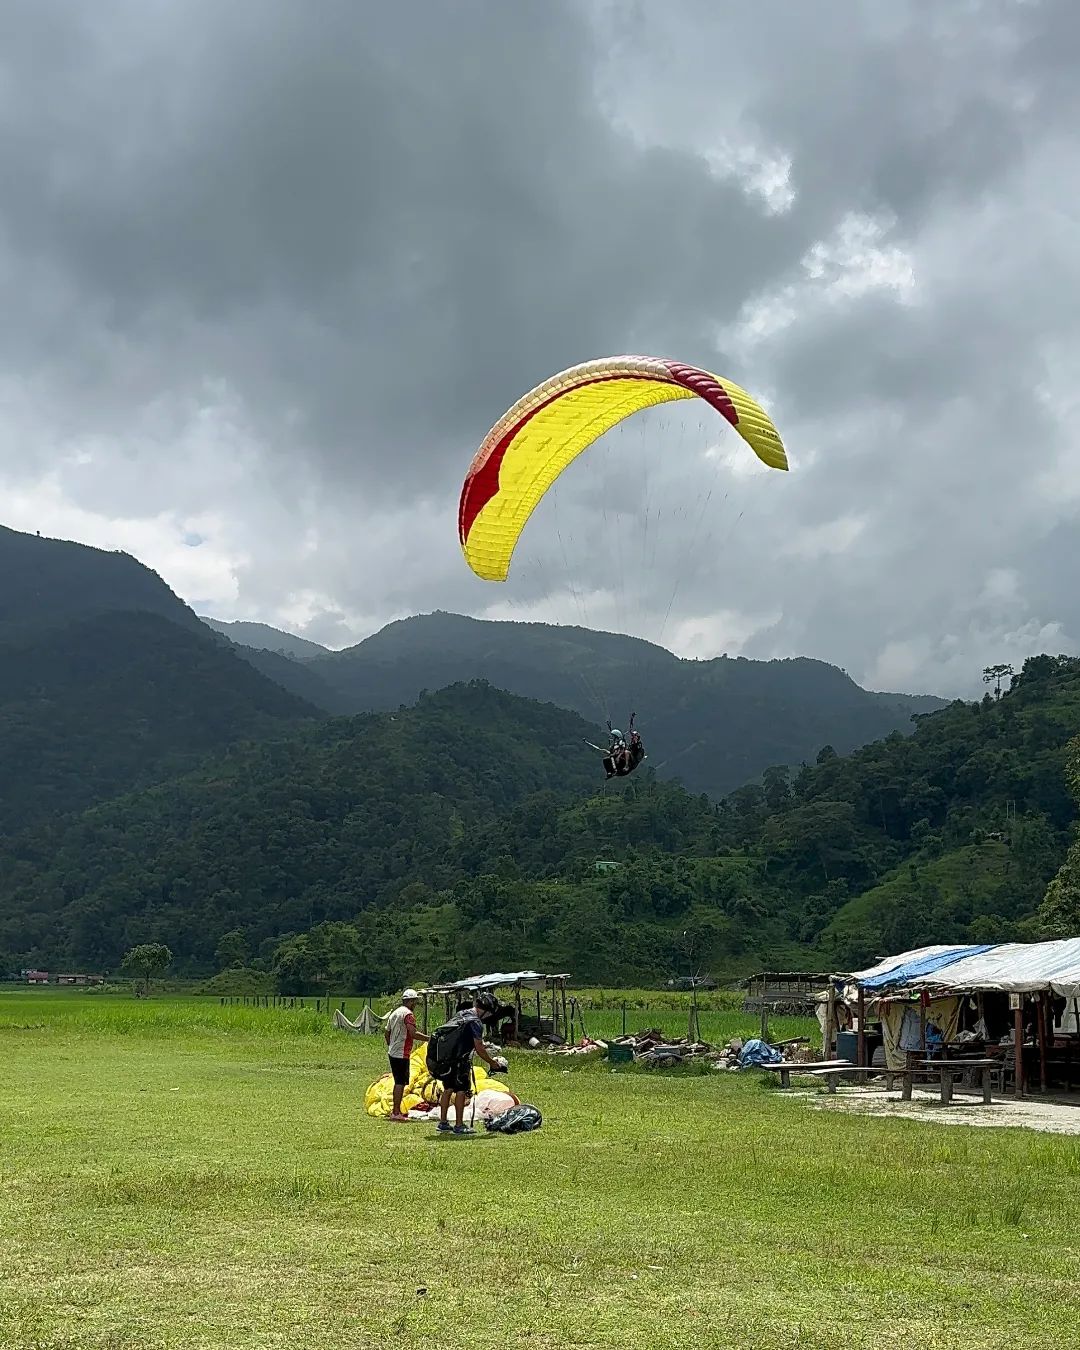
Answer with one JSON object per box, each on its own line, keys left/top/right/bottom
{"left": 900, "top": 1056, "right": 998, "bottom": 1105}
{"left": 762, "top": 1059, "right": 853, "bottom": 1089}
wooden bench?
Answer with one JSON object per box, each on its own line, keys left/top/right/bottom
{"left": 806, "top": 1065, "right": 902, "bottom": 1093}
{"left": 901, "top": 1057, "right": 998, "bottom": 1105}
{"left": 761, "top": 1059, "right": 853, "bottom": 1089}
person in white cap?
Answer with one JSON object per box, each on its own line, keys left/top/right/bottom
{"left": 384, "top": 989, "right": 428, "bottom": 1121}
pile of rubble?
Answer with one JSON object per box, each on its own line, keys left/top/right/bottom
{"left": 527, "top": 1027, "right": 814, "bottom": 1067}
{"left": 608, "top": 1029, "right": 813, "bottom": 1069}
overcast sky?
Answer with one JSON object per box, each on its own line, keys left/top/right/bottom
{"left": 2, "top": 0, "right": 1078, "bottom": 697}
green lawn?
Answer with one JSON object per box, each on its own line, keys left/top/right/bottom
{"left": 2, "top": 990, "right": 1078, "bottom": 1349}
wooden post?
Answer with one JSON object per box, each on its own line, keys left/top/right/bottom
{"left": 514, "top": 986, "right": 521, "bottom": 1043}
{"left": 857, "top": 988, "right": 866, "bottom": 1067}
{"left": 560, "top": 981, "right": 569, "bottom": 1044}
{"left": 1037, "top": 993, "right": 1048, "bottom": 1093}
{"left": 1014, "top": 997, "right": 1024, "bottom": 1098}
{"left": 919, "top": 990, "right": 927, "bottom": 1056}
{"left": 759, "top": 997, "right": 769, "bottom": 1044}
{"left": 534, "top": 990, "right": 541, "bottom": 1029}
{"left": 824, "top": 985, "right": 837, "bottom": 1059}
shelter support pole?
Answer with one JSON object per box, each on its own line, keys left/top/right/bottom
{"left": 760, "top": 998, "right": 769, "bottom": 1043}
{"left": 1014, "top": 999, "right": 1024, "bottom": 1098}
{"left": 1038, "top": 993, "right": 1048, "bottom": 1092}
{"left": 535, "top": 990, "right": 541, "bottom": 1028}
{"left": 561, "top": 981, "right": 569, "bottom": 1044}
{"left": 422, "top": 994, "right": 429, "bottom": 1034}
{"left": 857, "top": 988, "right": 866, "bottom": 1067}
{"left": 514, "top": 986, "right": 521, "bottom": 1042}
{"left": 824, "top": 985, "right": 837, "bottom": 1059}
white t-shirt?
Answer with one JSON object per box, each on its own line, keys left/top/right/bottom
{"left": 385, "top": 1004, "right": 417, "bottom": 1058}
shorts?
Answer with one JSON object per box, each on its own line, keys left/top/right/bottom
{"left": 437, "top": 1059, "right": 473, "bottom": 1095}
{"left": 388, "top": 1055, "right": 410, "bottom": 1087}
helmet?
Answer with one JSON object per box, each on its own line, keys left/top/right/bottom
{"left": 474, "top": 990, "right": 500, "bottom": 1015}
{"left": 610, "top": 729, "right": 623, "bottom": 741}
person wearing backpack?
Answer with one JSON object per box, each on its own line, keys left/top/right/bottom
{"left": 427, "top": 990, "right": 508, "bottom": 1135}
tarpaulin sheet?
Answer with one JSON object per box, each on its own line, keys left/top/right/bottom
{"left": 879, "top": 997, "right": 962, "bottom": 1070}
{"left": 856, "top": 945, "right": 992, "bottom": 991}
{"left": 846, "top": 945, "right": 967, "bottom": 986}
{"left": 442, "top": 971, "right": 554, "bottom": 991}
{"left": 916, "top": 938, "right": 1080, "bottom": 998}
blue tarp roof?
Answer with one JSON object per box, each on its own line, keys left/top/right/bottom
{"left": 858, "top": 944, "right": 995, "bottom": 991}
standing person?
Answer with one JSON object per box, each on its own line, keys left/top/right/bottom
{"left": 428, "top": 990, "right": 508, "bottom": 1136}
{"left": 384, "top": 989, "right": 428, "bottom": 1122}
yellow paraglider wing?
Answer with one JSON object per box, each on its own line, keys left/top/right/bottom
{"left": 458, "top": 355, "right": 787, "bottom": 582}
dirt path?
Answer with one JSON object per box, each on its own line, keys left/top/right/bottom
{"left": 786, "top": 1082, "right": 1080, "bottom": 1134}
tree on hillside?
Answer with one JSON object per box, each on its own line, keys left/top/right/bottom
{"left": 121, "top": 943, "right": 172, "bottom": 997}
{"left": 1039, "top": 735, "right": 1080, "bottom": 936}
{"left": 982, "top": 664, "right": 1014, "bottom": 699}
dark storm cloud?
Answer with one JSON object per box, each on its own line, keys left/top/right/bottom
{"left": 0, "top": 0, "right": 1078, "bottom": 694}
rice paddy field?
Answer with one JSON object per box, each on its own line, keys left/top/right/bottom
{"left": 3, "top": 988, "right": 1079, "bottom": 1350}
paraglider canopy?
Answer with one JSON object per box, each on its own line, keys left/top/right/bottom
{"left": 458, "top": 354, "right": 788, "bottom": 582}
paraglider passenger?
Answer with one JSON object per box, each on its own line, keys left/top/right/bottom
{"left": 603, "top": 716, "right": 644, "bottom": 778}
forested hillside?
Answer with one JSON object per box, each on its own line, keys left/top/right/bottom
{"left": 286, "top": 611, "right": 947, "bottom": 796}
{"left": 0, "top": 524, "right": 945, "bottom": 804}
{"left": 200, "top": 618, "right": 330, "bottom": 660}
{"left": 0, "top": 524, "right": 202, "bottom": 637}
{"left": 0, "top": 610, "right": 317, "bottom": 832}
{"left": 3, "top": 657, "right": 1079, "bottom": 990}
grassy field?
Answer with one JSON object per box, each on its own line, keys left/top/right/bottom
{"left": 2, "top": 990, "right": 1079, "bottom": 1350}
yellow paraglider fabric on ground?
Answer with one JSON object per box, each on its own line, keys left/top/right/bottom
{"left": 365, "top": 1042, "right": 514, "bottom": 1118}
{"left": 458, "top": 355, "right": 788, "bottom": 582}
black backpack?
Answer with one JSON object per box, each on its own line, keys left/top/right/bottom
{"left": 485, "top": 1104, "right": 542, "bottom": 1134}
{"left": 425, "top": 1013, "right": 475, "bottom": 1078}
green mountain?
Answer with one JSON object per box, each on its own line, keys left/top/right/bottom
{"left": 0, "top": 526, "right": 947, "bottom": 803}
{"left": 0, "top": 683, "right": 604, "bottom": 972}
{"left": 302, "top": 611, "right": 946, "bottom": 797}
{"left": 721, "top": 653, "right": 1080, "bottom": 966}
{"left": 0, "top": 524, "right": 326, "bottom": 832}
{"left": 0, "top": 524, "right": 203, "bottom": 638}
{"left": 200, "top": 618, "right": 330, "bottom": 660}
{"left": 0, "top": 609, "right": 318, "bottom": 834}
{"left": 2, "top": 658, "right": 1078, "bottom": 987}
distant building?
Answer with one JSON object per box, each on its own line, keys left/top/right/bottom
{"left": 55, "top": 973, "right": 105, "bottom": 986}
{"left": 25, "top": 970, "right": 50, "bottom": 984}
